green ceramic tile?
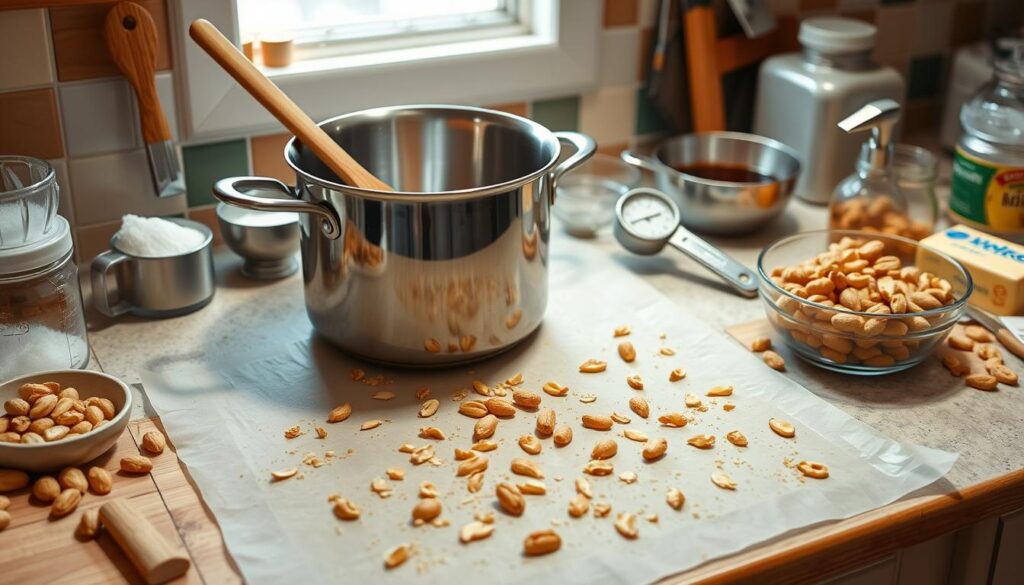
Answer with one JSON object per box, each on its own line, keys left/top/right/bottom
{"left": 635, "top": 87, "right": 667, "bottom": 135}
{"left": 182, "top": 139, "right": 249, "bottom": 207}
{"left": 530, "top": 95, "right": 580, "bottom": 132}
{"left": 907, "top": 54, "right": 944, "bottom": 101}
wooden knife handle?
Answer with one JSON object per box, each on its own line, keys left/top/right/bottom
{"left": 99, "top": 498, "right": 191, "bottom": 585}
{"left": 104, "top": 2, "right": 172, "bottom": 145}
{"left": 995, "top": 327, "right": 1024, "bottom": 361}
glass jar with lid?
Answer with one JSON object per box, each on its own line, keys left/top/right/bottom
{"left": 949, "top": 41, "right": 1024, "bottom": 240}
{"left": 0, "top": 157, "right": 89, "bottom": 380}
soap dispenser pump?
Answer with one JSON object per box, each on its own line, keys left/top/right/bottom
{"left": 828, "top": 100, "right": 932, "bottom": 240}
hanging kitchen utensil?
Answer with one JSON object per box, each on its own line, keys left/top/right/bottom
{"left": 188, "top": 19, "right": 393, "bottom": 191}
{"left": 104, "top": 2, "right": 184, "bottom": 199}
{"left": 614, "top": 187, "right": 758, "bottom": 297}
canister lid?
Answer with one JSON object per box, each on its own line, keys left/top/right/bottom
{"left": 799, "top": 17, "right": 876, "bottom": 54}
{"left": 0, "top": 215, "right": 73, "bottom": 274}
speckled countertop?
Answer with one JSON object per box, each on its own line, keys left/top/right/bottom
{"left": 82, "top": 192, "right": 1024, "bottom": 497}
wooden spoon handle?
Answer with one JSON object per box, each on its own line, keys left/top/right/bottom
{"left": 188, "top": 19, "right": 392, "bottom": 191}
{"left": 105, "top": 2, "right": 172, "bottom": 145}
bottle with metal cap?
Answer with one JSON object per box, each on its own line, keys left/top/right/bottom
{"left": 948, "top": 41, "right": 1024, "bottom": 240}
{"left": 828, "top": 100, "right": 933, "bottom": 240}
{"left": 754, "top": 17, "right": 904, "bottom": 204}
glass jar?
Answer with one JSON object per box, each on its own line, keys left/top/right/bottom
{"left": 0, "top": 216, "right": 89, "bottom": 380}
{"left": 0, "top": 155, "right": 60, "bottom": 248}
{"left": 949, "top": 41, "right": 1024, "bottom": 239}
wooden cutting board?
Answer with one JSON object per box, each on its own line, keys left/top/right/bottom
{"left": 0, "top": 419, "right": 241, "bottom": 585}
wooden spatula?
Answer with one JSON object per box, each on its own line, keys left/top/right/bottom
{"left": 105, "top": 2, "right": 185, "bottom": 198}
{"left": 189, "top": 19, "right": 393, "bottom": 191}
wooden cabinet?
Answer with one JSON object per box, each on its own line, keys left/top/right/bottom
{"left": 825, "top": 507, "right": 1024, "bottom": 585}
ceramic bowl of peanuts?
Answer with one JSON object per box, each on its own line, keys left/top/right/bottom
{"left": 0, "top": 370, "right": 133, "bottom": 473}
{"left": 758, "top": 230, "right": 972, "bottom": 375}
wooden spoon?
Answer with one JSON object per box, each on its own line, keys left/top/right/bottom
{"left": 189, "top": 19, "right": 392, "bottom": 191}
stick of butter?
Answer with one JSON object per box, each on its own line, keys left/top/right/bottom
{"left": 917, "top": 224, "right": 1024, "bottom": 316}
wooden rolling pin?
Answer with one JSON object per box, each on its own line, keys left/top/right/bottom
{"left": 99, "top": 498, "right": 191, "bottom": 585}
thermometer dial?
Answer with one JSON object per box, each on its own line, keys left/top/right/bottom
{"left": 614, "top": 188, "right": 681, "bottom": 255}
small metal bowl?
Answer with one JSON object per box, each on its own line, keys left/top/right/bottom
{"left": 0, "top": 370, "right": 132, "bottom": 473}
{"left": 554, "top": 154, "right": 641, "bottom": 238}
{"left": 216, "top": 203, "right": 299, "bottom": 279}
{"left": 622, "top": 132, "right": 801, "bottom": 235}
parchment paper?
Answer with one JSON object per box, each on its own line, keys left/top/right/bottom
{"left": 141, "top": 242, "right": 956, "bottom": 584}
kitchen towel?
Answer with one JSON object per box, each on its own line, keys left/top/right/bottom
{"left": 141, "top": 239, "right": 956, "bottom": 584}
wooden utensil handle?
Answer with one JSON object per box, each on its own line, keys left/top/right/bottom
{"left": 104, "top": 2, "right": 172, "bottom": 144}
{"left": 99, "top": 498, "right": 191, "bottom": 585}
{"left": 188, "top": 19, "right": 393, "bottom": 191}
{"left": 995, "top": 328, "right": 1024, "bottom": 361}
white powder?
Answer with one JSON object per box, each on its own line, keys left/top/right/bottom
{"left": 0, "top": 325, "right": 89, "bottom": 380}
{"left": 115, "top": 214, "right": 206, "bottom": 257}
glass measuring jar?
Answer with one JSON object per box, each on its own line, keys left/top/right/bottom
{"left": 0, "top": 216, "right": 89, "bottom": 380}
{"left": 0, "top": 155, "right": 60, "bottom": 249}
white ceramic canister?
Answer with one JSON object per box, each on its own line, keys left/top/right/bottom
{"left": 753, "top": 17, "right": 904, "bottom": 204}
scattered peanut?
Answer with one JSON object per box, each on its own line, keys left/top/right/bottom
{"left": 768, "top": 418, "right": 796, "bottom": 438}
{"left": 797, "top": 460, "right": 830, "bottom": 479}
{"left": 523, "top": 529, "right": 561, "bottom": 556}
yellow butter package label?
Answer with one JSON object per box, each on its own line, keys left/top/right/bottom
{"left": 918, "top": 224, "right": 1024, "bottom": 316}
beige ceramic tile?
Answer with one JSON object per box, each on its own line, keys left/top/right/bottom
{"left": 186, "top": 205, "right": 224, "bottom": 248}
{"left": 600, "top": 28, "right": 640, "bottom": 87}
{"left": 50, "top": 0, "right": 172, "bottom": 82}
{"left": 0, "top": 9, "right": 55, "bottom": 90}
{"left": 59, "top": 78, "right": 141, "bottom": 157}
{"left": 73, "top": 219, "right": 121, "bottom": 265}
{"left": 250, "top": 132, "right": 293, "bottom": 184}
{"left": 604, "top": 0, "right": 639, "bottom": 27}
{"left": 48, "top": 158, "right": 75, "bottom": 226}
{"left": 68, "top": 149, "right": 186, "bottom": 225}
{"left": 579, "top": 84, "right": 636, "bottom": 145}
{"left": 486, "top": 102, "right": 529, "bottom": 118}
{"left": 638, "top": 0, "right": 659, "bottom": 28}
{"left": 873, "top": 5, "right": 917, "bottom": 72}
{"left": 913, "top": 1, "right": 954, "bottom": 56}
{"left": 0, "top": 88, "right": 64, "bottom": 159}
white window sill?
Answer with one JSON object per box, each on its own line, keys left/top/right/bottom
{"left": 174, "top": 0, "right": 601, "bottom": 141}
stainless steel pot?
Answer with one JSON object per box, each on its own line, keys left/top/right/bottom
{"left": 214, "top": 105, "right": 595, "bottom": 366}
{"left": 621, "top": 132, "right": 801, "bottom": 235}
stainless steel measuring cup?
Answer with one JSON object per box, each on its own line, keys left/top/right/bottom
{"left": 90, "top": 218, "right": 215, "bottom": 318}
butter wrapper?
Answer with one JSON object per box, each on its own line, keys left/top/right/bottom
{"left": 917, "top": 224, "right": 1024, "bottom": 316}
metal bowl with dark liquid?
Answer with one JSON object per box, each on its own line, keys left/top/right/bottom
{"left": 621, "top": 132, "right": 801, "bottom": 235}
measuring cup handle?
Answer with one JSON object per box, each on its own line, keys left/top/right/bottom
{"left": 91, "top": 250, "right": 132, "bottom": 317}
{"left": 667, "top": 229, "right": 759, "bottom": 298}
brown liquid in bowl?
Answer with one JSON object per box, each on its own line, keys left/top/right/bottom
{"left": 673, "top": 163, "right": 774, "bottom": 184}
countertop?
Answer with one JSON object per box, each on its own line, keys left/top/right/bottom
{"left": 81, "top": 191, "right": 1024, "bottom": 583}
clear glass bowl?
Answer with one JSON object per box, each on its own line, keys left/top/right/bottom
{"left": 757, "top": 230, "right": 973, "bottom": 375}
{"left": 554, "top": 153, "right": 641, "bottom": 238}
{"left": 0, "top": 156, "right": 59, "bottom": 249}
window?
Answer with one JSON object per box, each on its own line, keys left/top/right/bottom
{"left": 237, "top": 0, "right": 523, "bottom": 62}
{"left": 176, "top": 0, "right": 600, "bottom": 139}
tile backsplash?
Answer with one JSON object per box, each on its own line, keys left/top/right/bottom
{"left": 0, "top": 0, "right": 1017, "bottom": 262}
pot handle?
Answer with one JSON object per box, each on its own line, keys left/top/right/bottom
{"left": 620, "top": 150, "right": 663, "bottom": 175}
{"left": 213, "top": 177, "right": 342, "bottom": 240}
{"left": 550, "top": 132, "right": 597, "bottom": 201}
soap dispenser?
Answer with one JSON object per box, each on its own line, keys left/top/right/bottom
{"left": 828, "top": 99, "right": 932, "bottom": 240}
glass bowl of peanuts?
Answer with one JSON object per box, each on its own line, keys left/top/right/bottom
{"left": 757, "top": 230, "right": 973, "bottom": 375}
{"left": 0, "top": 370, "right": 132, "bottom": 472}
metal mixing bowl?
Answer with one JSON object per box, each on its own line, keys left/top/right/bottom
{"left": 621, "top": 132, "right": 801, "bottom": 235}
{"left": 216, "top": 203, "right": 299, "bottom": 279}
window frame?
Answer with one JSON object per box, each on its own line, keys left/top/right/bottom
{"left": 172, "top": 0, "right": 601, "bottom": 141}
